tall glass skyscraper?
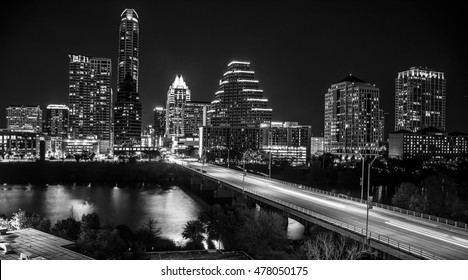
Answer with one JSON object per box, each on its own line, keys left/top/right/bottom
{"left": 68, "top": 54, "right": 112, "bottom": 147}
{"left": 114, "top": 73, "right": 142, "bottom": 147}
{"left": 209, "top": 61, "right": 272, "bottom": 127}
{"left": 165, "top": 75, "right": 191, "bottom": 138}
{"left": 118, "top": 8, "right": 139, "bottom": 92}
{"left": 395, "top": 67, "right": 446, "bottom": 132}
{"left": 324, "top": 75, "right": 383, "bottom": 155}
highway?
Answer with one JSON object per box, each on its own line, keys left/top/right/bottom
{"left": 178, "top": 160, "right": 468, "bottom": 260}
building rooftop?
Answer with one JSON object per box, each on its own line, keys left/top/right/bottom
{"left": 417, "top": 127, "right": 444, "bottom": 134}
{"left": 0, "top": 228, "right": 92, "bottom": 260}
{"left": 337, "top": 74, "right": 367, "bottom": 84}
{"left": 146, "top": 250, "right": 252, "bottom": 260}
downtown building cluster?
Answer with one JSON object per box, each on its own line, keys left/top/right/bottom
{"left": 321, "top": 67, "right": 466, "bottom": 163}
{"left": 1, "top": 9, "right": 142, "bottom": 160}
{"left": 0, "top": 8, "right": 466, "bottom": 164}
{"left": 157, "top": 61, "right": 312, "bottom": 166}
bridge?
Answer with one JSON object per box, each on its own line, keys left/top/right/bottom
{"left": 174, "top": 159, "right": 468, "bottom": 260}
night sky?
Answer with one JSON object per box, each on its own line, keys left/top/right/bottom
{"left": 2, "top": 0, "right": 467, "bottom": 137}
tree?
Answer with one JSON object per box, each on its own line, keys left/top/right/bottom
{"left": 234, "top": 208, "right": 289, "bottom": 258}
{"left": 422, "top": 173, "right": 460, "bottom": 217}
{"left": 135, "top": 218, "right": 161, "bottom": 252}
{"left": 9, "top": 209, "right": 29, "bottom": 230}
{"left": 303, "top": 232, "right": 376, "bottom": 260}
{"left": 392, "top": 182, "right": 420, "bottom": 209}
{"left": 81, "top": 212, "right": 101, "bottom": 232}
{"left": 76, "top": 227, "right": 127, "bottom": 259}
{"left": 181, "top": 220, "right": 205, "bottom": 249}
{"left": 6, "top": 210, "right": 50, "bottom": 232}
{"left": 51, "top": 217, "right": 81, "bottom": 241}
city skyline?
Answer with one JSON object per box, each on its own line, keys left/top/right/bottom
{"left": 1, "top": 1, "right": 467, "bottom": 137}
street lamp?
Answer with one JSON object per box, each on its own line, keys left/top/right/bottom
{"left": 365, "top": 154, "right": 379, "bottom": 245}
{"left": 355, "top": 151, "right": 365, "bottom": 201}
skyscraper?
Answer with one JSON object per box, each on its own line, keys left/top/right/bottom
{"left": 324, "top": 75, "right": 383, "bottom": 155}
{"left": 68, "top": 55, "right": 112, "bottom": 151}
{"left": 184, "top": 101, "right": 210, "bottom": 137}
{"left": 44, "top": 104, "right": 69, "bottom": 137}
{"left": 165, "top": 75, "right": 191, "bottom": 138}
{"left": 118, "top": 8, "right": 139, "bottom": 92}
{"left": 6, "top": 105, "right": 42, "bottom": 133}
{"left": 395, "top": 67, "right": 446, "bottom": 132}
{"left": 153, "top": 106, "right": 166, "bottom": 139}
{"left": 210, "top": 61, "right": 272, "bottom": 127}
{"left": 113, "top": 73, "right": 142, "bottom": 147}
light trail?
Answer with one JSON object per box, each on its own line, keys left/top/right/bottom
{"left": 385, "top": 220, "right": 468, "bottom": 249}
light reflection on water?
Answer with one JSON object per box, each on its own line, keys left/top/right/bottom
{"left": 0, "top": 184, "right": 204, "bottom": 242}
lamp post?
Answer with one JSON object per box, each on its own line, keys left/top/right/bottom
{"left": 355, "top": 151, "right": 365, "bottom": 201}
{"left": 242, "top": 155, "right": 246, "bottom": 192}
{"left": 268, "top": 152, "right": 272, "bottom": 178}
{"left": 365, "top": 155, "right": 379, "bottom": 245}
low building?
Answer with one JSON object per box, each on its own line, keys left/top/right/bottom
{"left": 62, "top": 138, "right": 99, "bottom": 156}
{"left": 6, "top": 105, "right": 43, "bottom": 133}
{"left": 0, "top": 130, "right": 40, "bottom": 159}
{"left": 389, "top": 127, "right": 468, "bottom": 161}
{"left": 0, "top": 228, "right": 92, "bottom": 260}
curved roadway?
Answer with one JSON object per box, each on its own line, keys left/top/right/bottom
{"left": 179, "top": 160, "right": 468, "bottom": 260}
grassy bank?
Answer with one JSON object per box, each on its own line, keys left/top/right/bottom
{"left": 0, "top": 161, "right": 189, "bottom": 186}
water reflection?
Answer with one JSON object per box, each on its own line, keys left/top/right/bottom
{"left": 0, "top": 184, "right": 204, "bottom": 241}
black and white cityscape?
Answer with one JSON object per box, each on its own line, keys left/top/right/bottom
{"left": 1, "top": 1, "right": 467, "bottom": 262}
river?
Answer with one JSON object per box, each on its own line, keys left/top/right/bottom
{"left": 0, "top": 184, "right": 204, "bottom": 244}
{"left": 0, "top": 183, "right": 305, "bottom": 243}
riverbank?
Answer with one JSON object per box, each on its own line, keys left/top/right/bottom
{"left": 0, "top": 161, "right": 189, "bottom": 186}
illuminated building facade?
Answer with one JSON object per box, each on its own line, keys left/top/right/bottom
{"left": 199, "top": 126, "right": 262, "bottom": 159}
{"left": 113, "top": 73, "right": 142, "bottom": 147}
{"left": 311, "top": 137, "right": 325, "bottom": 156}
{"left": 0, "top": 130, "right": 39, "bottom": 159}
{"left": 184, "top": 101, "right": 210, "bottom": 137}
{"left": 166, "top": 75, "right": 191, "bottom": 138}
{"left": 68, "top": 54, "right": 112, "bottom": 153}
{"left": 44, "top": 104, "right": 69, "bottom": 137}
{"left": 260, "top": 122, "right": 311, "bottom": 166}
{"left": 153, "top": 106, "right": 166, "bottom": 137}
{"left": 389, "top": 127, "right": 467, "bottom": 161}
{"left": 118, "top": 8, "right": 139, "bottom": 92}
{"left": 6, "top": 105, "right": 42, "bottom": 133}
{"left": 324, "top": 75, "right": 383, "bottom": 155}
{"left": 395, "top": 67, "right": 446, "bottom": 132}
{"left": 210, "top": 61, "right": 272, "bottom": 127}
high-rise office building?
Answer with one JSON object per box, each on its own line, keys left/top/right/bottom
{"left": 324, "top": 75, "right": 383, "bottom": 155}
{"left": 166, "top": 75, "right": 191, "bottom": 138}
{"left": 260, "top": 122, "right": 312, "bottom": 166}
{"left": 184, "top": 101, "right": 210, "bottom": 137}
{"left": 118, "top": 8, "right": 139, "bottom": 92}
{"left": 153, "top": 106, "right": 166, "bottom": 138}
{"left": 210, "top": 61, "right": 272, "bottom": 127}
{"left": 114, "top": 73, "right": 142, "bottom": 147}
{"left": 6, "top": 105, "right": 42, "bottom": 133}
{"left": 44, "top": 104, "right": 69, "bottom": 137}
{"left": 68, "top": 55, "right": 112, "bottom": 152}
{"left": 395, "top": 67, "right": 446, "bottom": 132}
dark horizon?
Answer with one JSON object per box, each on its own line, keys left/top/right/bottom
{"left": 1, "top": 0, "right": 467, "bottom": 137}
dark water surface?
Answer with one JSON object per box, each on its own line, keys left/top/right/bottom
{"left": 0, "top": 184, "right": 204, "bottom": 244}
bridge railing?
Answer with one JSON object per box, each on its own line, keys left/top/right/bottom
{"left": 244, "top": 170, "right": 468, "bottom": 231}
